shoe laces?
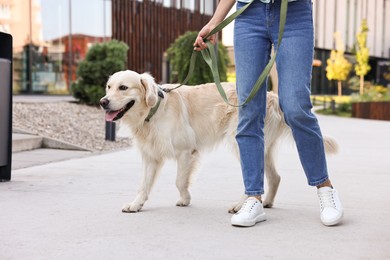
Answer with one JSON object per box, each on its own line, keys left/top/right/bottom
{"left": 318, "top": 190, "right": 336, "bottom": 210}
{"left": 237, "top": 198, "right": 259, "bottom": 214}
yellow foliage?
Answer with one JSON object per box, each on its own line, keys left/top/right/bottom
{"left": 311, "top": 95, "right": 351, "bottom": 104}
{"left": 227, "top": 72, "right": 236, "bottom": 83}
{"left": 355, "top": 19, "right": 371, "bottom": 77}
{"left": 326, "top": 32, "right": 352, "bottom": 81}
{"left": 373, "top": 85, "right": 388, "bottom": 94}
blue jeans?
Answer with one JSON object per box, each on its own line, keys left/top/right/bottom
{"left": 234, "top": 0, "right": 328, "bottom": 196}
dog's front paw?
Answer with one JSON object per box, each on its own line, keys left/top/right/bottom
{"left": 176, "top": 198, "right": 190, "bottom": 207}
{"left": 228, "top": 204, "right": 241, "bottom": 214}
{"left": 122, "top": 202, "right": 143, "bottom": 213}
{"left": 228, "top": 194, "right": 248, "bottom": 214}
{"left": 263, "top": 200, "right": 274, "bottom": 208}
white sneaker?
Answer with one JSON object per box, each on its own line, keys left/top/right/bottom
{"left": 231, "top": 197, "right": 267, "bottom": 227}
{"left": 317, "top": 187, "right": 344, "bottom": 226}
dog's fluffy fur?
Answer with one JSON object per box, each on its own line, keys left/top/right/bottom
{"left": 100, "top": 70, "right": 338, "bottom": 213}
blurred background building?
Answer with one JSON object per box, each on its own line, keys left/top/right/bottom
{"left": 1, "top": 0, "right": 389, "bottom": 95}
{"left": 222, "top": 0, "right": 390, "bottom": 94}
{"left": 312, "top": 0, "right": 390, "bottom": 94}
{"left": 1, "top": 0, "right": 111, "bottom": 94}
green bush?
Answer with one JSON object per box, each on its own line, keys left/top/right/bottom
{"left": 167, "top": 31, "right": 229, "bottom": 85}
{"left": 71, "top": 40, "right": 129, "bottom": 105}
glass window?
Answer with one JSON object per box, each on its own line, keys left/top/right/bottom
{"left": 4, "top": 0, "right": 112, "bottom": 94}
{"left": 0, "top": 4, "right": 11, "bottom": 19}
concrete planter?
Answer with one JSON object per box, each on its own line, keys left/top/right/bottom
{"left": 352, "top": 101, "right": 390, "bottom": 121}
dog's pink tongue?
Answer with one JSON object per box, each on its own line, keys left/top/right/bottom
{"left": 105, "top": 110, "right": 120, "bottom": 121}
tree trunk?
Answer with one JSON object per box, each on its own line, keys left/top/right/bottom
{"left": 359, "top": 75, "right": 364, "bottom": 95}
{"left": 338, "top": 80, "right": 342, "bottom": 96}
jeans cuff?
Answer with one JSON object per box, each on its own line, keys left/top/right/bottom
{"left": 245, "top": 190, "right": 264, "bottom": 196}
{"left": 308, "top": 176, "right": 329, "bottom": 186}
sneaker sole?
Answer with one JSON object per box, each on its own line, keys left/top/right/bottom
{"left": 231, "top": 213, "right": 267, "bottom": 227}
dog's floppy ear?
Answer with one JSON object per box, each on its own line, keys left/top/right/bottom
{"left": 140, "top": 73, "right": 158, "bottom": 107}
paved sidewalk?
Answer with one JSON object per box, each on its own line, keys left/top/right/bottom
{"left": 12, "top": 148, "right": 92, "bottom": 170}
{"left": 1, "top": 115, "right": 390, "bottom": 259}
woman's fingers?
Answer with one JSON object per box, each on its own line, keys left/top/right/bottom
{"left": 194, "top": 36, "right": 208, "bottom": 51}
{"left": 194, "top": 35, "right": 217, "bottom": 51}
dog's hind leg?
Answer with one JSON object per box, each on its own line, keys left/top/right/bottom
{"left": 122, "top": 155, "right": 164, "bottom": 213}
{"left": 175, "top": 149, "right": 200, "bottom": 207}
{"left": 263, "top": 142, "right": 281, "bottom": 208}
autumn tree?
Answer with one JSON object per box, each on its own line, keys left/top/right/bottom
{"left": 326, "top": 32, "right": 352, "bottom": 96}
{"left": 355, "top": 19, "right": 371, "bottom": 95}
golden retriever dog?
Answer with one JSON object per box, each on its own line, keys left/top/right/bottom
{"left": 100, "top": 70, "right": 338, "bottom": 213}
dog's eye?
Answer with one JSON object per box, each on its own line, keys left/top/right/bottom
{"left": 107, "top": 85, "right": 111, "bottom": 89}
{"left": 119, "top": 85, "right": 128, "bottom": 91}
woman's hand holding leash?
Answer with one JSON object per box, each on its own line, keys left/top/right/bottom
{"left": 193, "top": 0, "right": 236, "bottom": 51}
{"left": 194, "top": 24, "right": 218, "bottom": 51}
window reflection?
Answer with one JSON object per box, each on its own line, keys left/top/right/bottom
{"left": 0, "top": 0, "right": 111, "bottom": 94}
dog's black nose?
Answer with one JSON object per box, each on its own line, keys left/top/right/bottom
{"left": 100, "top": 98, "right": 110, "bottom": 109}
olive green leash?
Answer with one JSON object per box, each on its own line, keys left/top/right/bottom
{"left": 165, "top": 0, "right": 288, "bottom": 107}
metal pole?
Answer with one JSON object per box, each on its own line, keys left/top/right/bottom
{"left": 103, "top": 0, "right": 115, "bottom": 141}
{"left": 68, "top": 0, "right": 73, "bottom": 89}
{"left": 105, "top": 121, "right": 116, "bottom": 141}
{"left": 28, "top": 0, "right": 33, "bottom": 92}
{"left": 59, "top": 5, "right": 63, "bottom": 72}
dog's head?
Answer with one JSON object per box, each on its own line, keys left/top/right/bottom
{"left": 100, "top": 70, "right": 159, "bottom": 122}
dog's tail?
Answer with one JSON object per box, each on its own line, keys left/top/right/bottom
{"left": 323, "top": 135, "right": 339, "bottom": 155}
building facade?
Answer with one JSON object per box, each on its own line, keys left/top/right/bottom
{"left": 2, "top": 0, "right": 389, "bottom": 95}
{"left": 312, "top": 0, "right": 390, "bottom": 94}
{"left": 0, "top": 0, "right": 111, "bottom": 94}
{"left": 313, "top": 0, "right": 389, "bottom": 58}
{"left": 222, "top": 0, "right": 390, "bottom": 94}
